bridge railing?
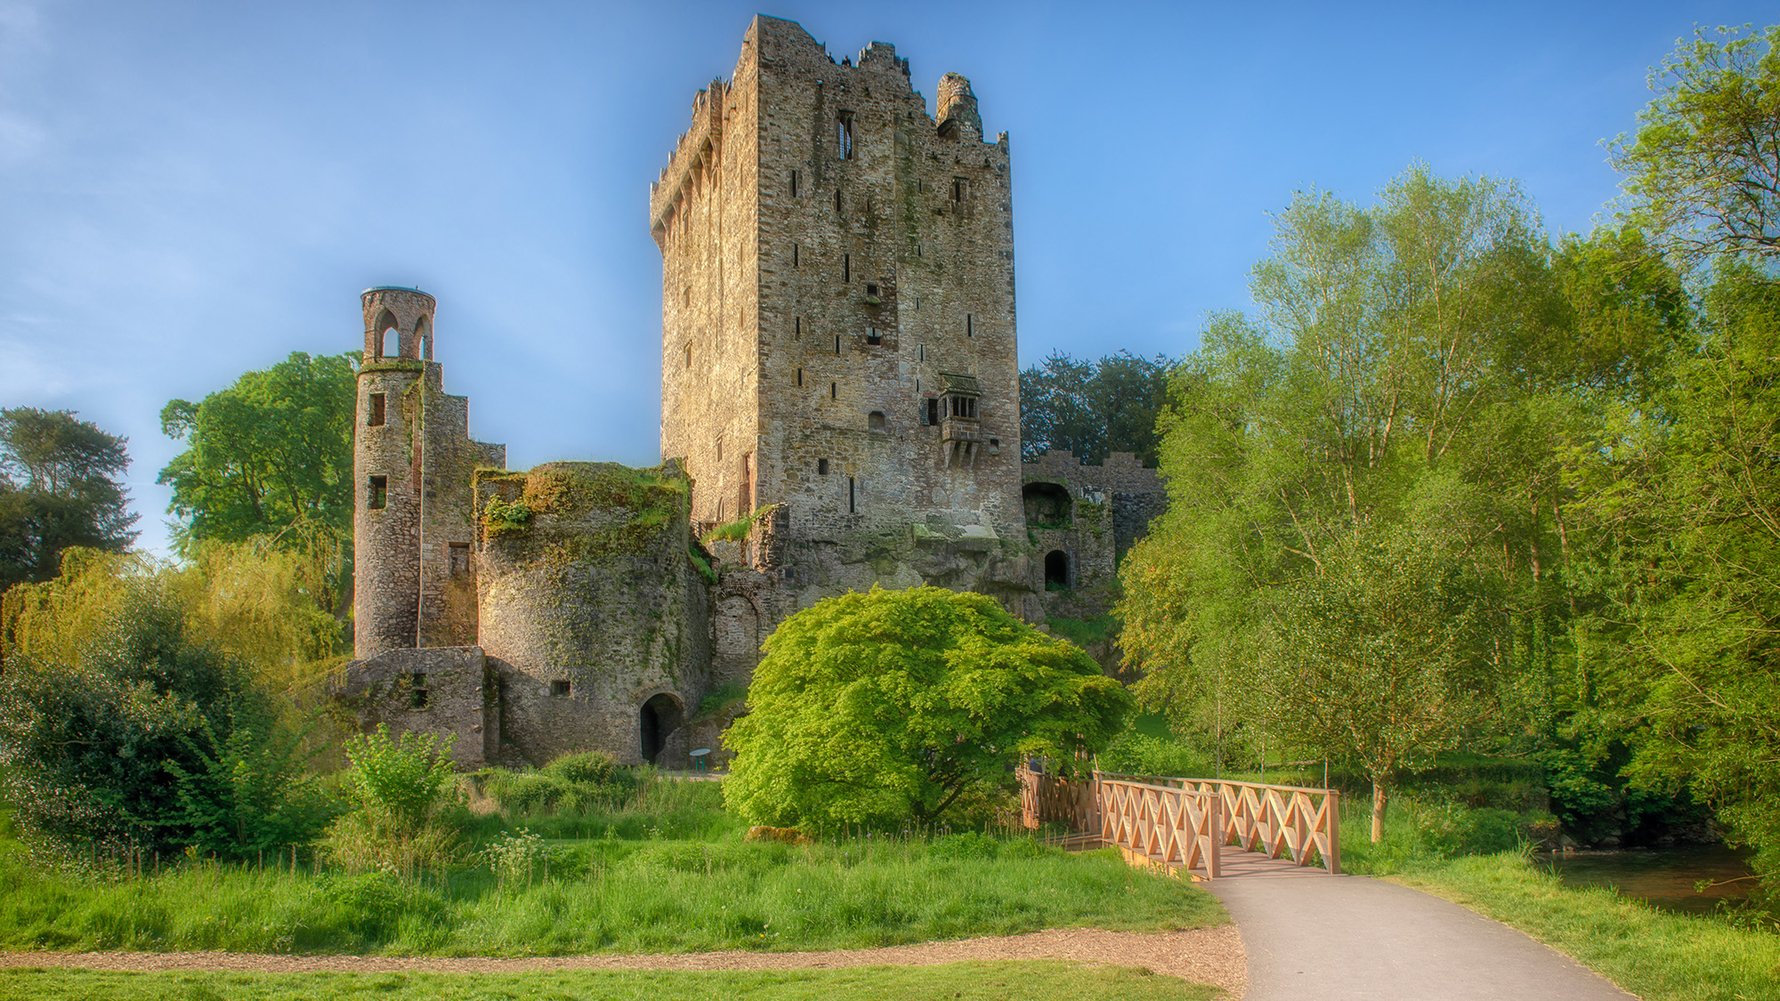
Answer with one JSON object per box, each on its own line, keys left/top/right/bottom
{"left": 1016, "top": 766, "right": 1341, "bottom": 877}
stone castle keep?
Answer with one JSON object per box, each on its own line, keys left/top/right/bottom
{"left": 338, "top": 16, "right": 1163, "bottom": 767}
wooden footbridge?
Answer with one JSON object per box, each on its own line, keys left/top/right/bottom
{"left": 1018, "top": 766, "right": 1341, "bottom": 879}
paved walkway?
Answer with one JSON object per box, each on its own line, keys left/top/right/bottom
{"left": 1205, "top": 850, "right": 1636, "bottom": 1000}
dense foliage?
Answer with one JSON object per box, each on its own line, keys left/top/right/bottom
{"left": 0, "top": 407, "right": 136, "bottom": 592}
{"left": 0, "top": 550, "right": 326, "bottom": 858}
{"left": 158, "top": 351, "right": 357, "bottom": 615}
{"left": 1019, "top": 350, "right": 1172, "bottom": 463}
{"left": 725, "top": 586, "right": 1131, "bottom": 832}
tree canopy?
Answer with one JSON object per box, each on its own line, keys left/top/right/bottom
{"left": 1019, "top": 350, "right": 1172, "bottom": 464}
{"left": 0, "top": 407, "right": 136, "bottom": 592}
{"left": 724, "top": 586, "right": 1130, "bottom": 832}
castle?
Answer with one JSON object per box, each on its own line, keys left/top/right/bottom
{"left": 337, "top": 16, "right": 1163, "bottom": 768}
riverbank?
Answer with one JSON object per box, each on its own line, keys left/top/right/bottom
{"left": 1393, "top": 852, "right": 1779, "bottom": 1001}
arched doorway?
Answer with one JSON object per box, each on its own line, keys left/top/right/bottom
{"left": 1044, "top": 549, "right": 1070, "bottom": 590}
{"left": 640, "top": 693, "right": 684, "bottom": 764}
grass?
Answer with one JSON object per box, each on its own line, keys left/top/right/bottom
{"left": 1394, "top": 854, "right": 1780, "bottom": 1001}
{"left": 0, "top": 962, "right": 1220, "bottom": 1001}
{"left": 0, "top": 778, "right": 1224, "bottom": 957}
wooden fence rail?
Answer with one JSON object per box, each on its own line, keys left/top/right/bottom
{"left": 1016, "top": 766, "right": 1340, "bottom": 878}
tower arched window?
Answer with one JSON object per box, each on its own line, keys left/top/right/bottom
{"left": 868, "top": 411, "right": 887, "bottom": 432}
{"left": 381, "top": 326, "right": 399, "bottom": 359}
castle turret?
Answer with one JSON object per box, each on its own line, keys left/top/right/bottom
{"left": 936, "top": 73, "right": 982, "bottom": 141}
{"left": 352, "top": 287, "right": 505, "bottom": 659}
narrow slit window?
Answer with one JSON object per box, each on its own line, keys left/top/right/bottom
{"left": 843, "top": 253, "right": 850, "bottom": 283}
{"left": 790, "top": 169, "right": 799, "bottom": 196}
{"left": 409, "top": 672, "right": 429, "bottom": 709}
{"left": 367, "top": 392, "right": 386, "bottom": 427}
{"left": 368, "top": 475, "right": 387, "bottom": 510}
{"left": 818, "top": 458, "right": 829, "bottom": 475}
{"left": 835, "top": 189, "right": 843, "bottom": 214}
{"left": 684, "top": 344, "right": 692, "bottom": 368}
{"left": 966, "top": 313, "right": 974, "bottom": 337}
{"left": 796, "top": 367, "right": 804, "bottom": 387}
{"left": 837, "top": 112, "right": 854, "bottom": 160}
{"left": 918, "top": 344, "right": 925, "bottom": 362}
{"left": 795, "top": 316, "right": 802, "bottom": 339}
{"left": 952, "top": 177, "right": 967, "bottom": 203}
{"left": 830, "top": 382, "right": 837, "bottom": 399}
{"left": 793, "top": 243, "right": 800, "bottom": 266}
{"left": 926, "top": 398, "right": 940, "bottom": 425}
{"left": 834, "top": 334, "right": 842, "bottom": 355}
{"left": 848, "top": 476, "right": 857, "bottom": 513}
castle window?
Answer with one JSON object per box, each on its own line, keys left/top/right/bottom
{"left": 368, "top": 475, "right": 387, "bottom": 510}
{"left": 868, "top": 411, "right": 887, "bottom": 432}
{"left": 796, "top": 367, "right": 804, "bottom": 387}
{"left": 835, "top": 188, "right": 843, "bottom": 214}
{"left": 380, "top": 326, "right": 399, "bottom": 359}
{"left": 834, "top": 334, "right": 842, "bottom": 355}
{"left": 716, "top": 440, "right": 723, "bottom": 461}
{"left": 448, "top": 542, "right": 470, "bottom": 578}
{"left": 684, "top": 344, "right": 692, "bottom": 368}
{"left": 918, "top": 344, "right": 925, "bottom": 362}
{"left": 848, "top": 475, "right": 857, "bottom": 513}
{"left": 866, "top": 327, "right": 881, "bottom": 346}
{"left": 367, "top": 393, "right": 386, "bottom": 427}
{"left": 818, "top": 458, "right": 829, "bottom": 475}
{"left": 551, "top": 679, "right": 571, "bottom": 698}
{"left": 926, "top": 398, "right": 940, "bottom": 425}
{"left": 948, "top": 395, "right": 978, "bottom": 419}
{"left": 952, "top": 177, "right": 968, "bottom": 203}
{"left": 830, "top": 382, "right": 837, "bottom": 399}
{"left": 966, "top": 313, "right": 974, "bottom": 337}
{"left": 683, "top": 287, "right": 690, "bottom": 307}
{"left": 409, "top": 672, "right": 430, "bottom": 710}
{"left": 843, "top": 253, "right": 850, "bottom": 283}
{"left": 836, "top": 111, "right": 854, "bottom": 160}
{"left": 795, "top": 316, "right": 802, "bottom": 339}
{"left": 793, "top": 243, "right": 800, "bottom": 266}
{"left": 790, "top": 168, "right": 800, "bottom": 196}
{"left": 865, "top": 282, "right": 879, "bottom": 297}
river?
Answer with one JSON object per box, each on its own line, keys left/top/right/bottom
{"left": 1547, "top": 843, "right": 1756, "bottom": 915}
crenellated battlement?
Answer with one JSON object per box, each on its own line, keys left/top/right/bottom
{"left": 649, "top": 81, "right": 729, "bottom": 240}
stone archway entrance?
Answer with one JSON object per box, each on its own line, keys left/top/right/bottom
{"left": 1045, "top": 549, "right": 1070, "bottom": 589}
{"left": 640, "top": 692, "right": 684, "bottom": 764}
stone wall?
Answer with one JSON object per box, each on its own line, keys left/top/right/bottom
{"left": 473, "top": 461, "right": 713, "bottom": 767}
{"left": 1022, "top": 450, "right": 1166, "bottom": 621}
{"left": 334, "top": 646, "right": 497, "bottom": 768}
{"left": 653, "top": 14, "right": 1036, "bottom": 624}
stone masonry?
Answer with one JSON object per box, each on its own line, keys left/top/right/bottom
{"left": 338, "top": 16, "right": 1167, "bottom": 771}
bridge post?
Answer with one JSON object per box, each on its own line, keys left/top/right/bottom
{"left": 1205, "top": 789, "right": 1221, "bottom": 879}
{"left": 1325, "top": 789, "right": 1341, "bottom": 874}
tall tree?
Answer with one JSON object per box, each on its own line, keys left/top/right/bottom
{"left": 1610, "top": 25, "right": 1780, "bottom": 264}
{"left": 158, "top": 352, "right": 356, "bottom": 615}
{"left": 0, "top": 408, "right": 136, "bottom": 592}
{"left": 1020, "top": 350, "right": 1172, "bottom": 463}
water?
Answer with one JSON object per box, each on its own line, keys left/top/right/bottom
{"left": 1547, "top": 843, "right": 1756, "bottom": 915}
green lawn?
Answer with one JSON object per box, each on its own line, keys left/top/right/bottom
{"left": 0, "top": 780, "right": 1224, "bottom": 956}
{"left": 0, "top": 962, "right": 1220, "bottom": 1001}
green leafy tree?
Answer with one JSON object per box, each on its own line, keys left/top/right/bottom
{"left": 0, "top": 408, "right": 136, "bottom": 592}
{"left": 724, "top": 586, "right": 1131, "bottom": 832}
{"left": 1610, "top": 24, "right": 1780, "bottom": 264}
{"left": 158, "top": 351, "right": 356, "bottom": 614}
{"left": 1020, "top": 350, "right": 1172, "bottom": 463}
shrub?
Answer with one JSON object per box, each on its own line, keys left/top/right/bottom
{"left": 724, "top": 586, "right": 1131, "bottom": 833}
{"left": 477, "top": 828, "right": 549, "bottom": 889}
{"left": 1098, "top": 731, "right": 1211, "bottom": 778}
{"left": 476, "top": 751, "right": 637, "bottom": 817}
{"left": 321, "top": 726, "right": 462, "bottom": 876}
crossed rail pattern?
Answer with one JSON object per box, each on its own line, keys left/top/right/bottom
{"left": 1017, "top": 766, "right": 1341, "bottom": 878}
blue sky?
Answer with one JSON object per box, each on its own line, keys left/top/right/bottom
{"left": 0, "top": 0, "right": 1767, "bottom": 555}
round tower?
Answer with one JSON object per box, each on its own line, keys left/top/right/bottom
{"left": 353, "top": 286, "right": 436, "bottom": 658}
{"left": 936, "top": 73, "right": 982, "bottom": 141}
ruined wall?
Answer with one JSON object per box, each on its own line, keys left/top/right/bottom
{"left": 1022, "top": 450, "right": 1166, "bottom": 621}
{"left": 474, "top": 461, "right": 712, "bottom": 766}
{"left": 333, "top": 646, "right": 497, "bottom": 768}
{"left": 353, "top": 287, "right": 505, "bottom": 659}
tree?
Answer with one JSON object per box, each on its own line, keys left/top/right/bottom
{"left": 723, "top": 586, "right": 1131, "bottom": 832}
{"left": 1020, "top": 350, "right": 1172, "bottom": 463}
{"left": 1119, "top": 168, "right": 1578, "bottom": 840}
{"left": 1610, "top": 25, "right": 1780, "bottom": 265}
{"left": 0, "top": 408, "right": 136, "bottom": 592}
{"left": 158, "top": 351, "right": 357, "bottom": 614}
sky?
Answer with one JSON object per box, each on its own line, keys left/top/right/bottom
{"left": 0, "top": 0, "right": 1769, "bottom": 556}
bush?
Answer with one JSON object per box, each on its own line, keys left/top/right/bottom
{"left": 724, "top": 586, "right": 1131, "bottom": 833}
{"left": 1098, "top": 731, "right": 1211, "bottom": 778}
{"left": 321, "top": 726, "right": 462, "bottom": 876}
{"left": 476, "top": 751, "right": 637, "bottom": 817}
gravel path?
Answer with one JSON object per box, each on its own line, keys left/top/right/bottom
{"left": 0, "top": 926, "right": 1247, "bottom": 995}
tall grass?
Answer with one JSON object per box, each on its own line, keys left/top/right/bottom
{"left": 0, "top": 775, "right": 1223, "bottom": 956}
